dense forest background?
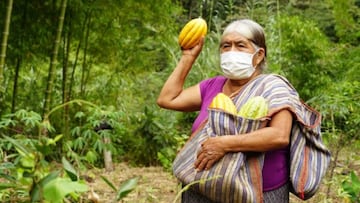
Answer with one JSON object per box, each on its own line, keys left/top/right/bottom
{"left": 1, "top": 0, "right": 359, "bottom": 202}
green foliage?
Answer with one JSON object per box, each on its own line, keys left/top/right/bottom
{"left": 313, "top": 80, "right": 360, "bottom": 144}
{"left": 42, "top": 177, "right": 88, "bottom": 203}
{"left": 342, "top": 171, "right": 360, "bottom": 202}
{"left": 1, "top": 1, "right": 360, "bottom": 201}
{"left": 68, "top": 105, "right": 127, "bottom": 167}
{"left": 124, "top": 106, "right": 178, "bottom": 166}
{"left": 267, "top": 15, "right": 333, "bottom": 100}
{"left": 330, "top": 0, "right": 360, "bottom": 45}
{"left": 0, "top": 109, "right": 48, "bottom": 136}
{"left": 0, "top": 134, "right": 88, "bottom": 202}
{"left": 336, "top": 45, "right": 360, "bottom": 83}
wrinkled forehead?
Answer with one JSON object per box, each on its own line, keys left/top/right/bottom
{"left": 220, "top": 32, "right": 251, "bottom": 44}
{"left": 222, "top": 23, "right": 253, "bottom": 40}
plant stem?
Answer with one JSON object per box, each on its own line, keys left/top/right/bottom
{"left": 172, "top": 175, "right": 222, "bottom": 203}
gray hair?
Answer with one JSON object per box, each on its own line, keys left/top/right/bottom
{"left": 222, "top": 19, "right": 267, "bottom": 70}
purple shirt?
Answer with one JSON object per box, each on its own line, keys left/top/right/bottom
{"left": 191, "top": 76, "right": 289, "bottom": 192}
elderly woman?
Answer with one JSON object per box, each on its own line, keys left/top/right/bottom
{"left": 157, "top": 19, "right": 292, "bottom": 202}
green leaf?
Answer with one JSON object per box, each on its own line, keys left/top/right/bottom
{"left": 62, "top": 157, "right": 78, "bottom": 181}
{"left": 0, "top": 183, "right": 17, "bottom": 190}
{"left": 100, "top": 175, "right": 117, "bottom": 192}
{"left": 3, "top": 135, "right": 31, "bottom": 156}
{"left": 43, "top": 178, "right": 88, "bottom": 203}
{"left": 46, "top": 134, "right": 63, "bottom": 145}
{"left": 350, "top": 171, "right": 360, "bottom": 184}
{"left": 85, "top": 150, "right": 98, "bottom": 164}
{"left": 31, "top": 170, "right": 61, "bottom": 203}
{"left": 20, "top": 154, "right": 35, "bottom": 169}
{"left": 0, "top": 172, "right": 16, "bottom": 182}
{"left": 0, "top": 161, "right": 15, "bottom": 170}
{"left": 116, "top": 177, "right": 138, "bottom": 200}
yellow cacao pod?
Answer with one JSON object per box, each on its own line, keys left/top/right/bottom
{"left": 238, "top": 96, "right": 268, "bottom": 119}
{"left": 178, "top": 17, "right": 207, "bottom": 49}
{"left": 209, "top": 93, "right": 237, "bottom": 115}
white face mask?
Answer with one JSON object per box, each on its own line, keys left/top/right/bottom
{"left": 220, "top": 50, "right": 258, "bottom": 80}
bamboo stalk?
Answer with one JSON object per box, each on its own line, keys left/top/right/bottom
{"left": 43, "top": 0, "right": 68, "bottom": 119}
{"left": 0, "top": 0, "right": 13, "bottom": 100}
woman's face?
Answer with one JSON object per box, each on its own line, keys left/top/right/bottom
{"left": 220, "top": 33, "right": 256, "bottom": 54}
{"left": 220, "top": 32, "right": 265, "bottom": 68}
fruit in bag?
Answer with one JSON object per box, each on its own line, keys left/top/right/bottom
{"left": 209, "top": 93, "right": 237, "bottom": 115}
{"left": 238, "top": 96, "right": 268, "bottom": 119}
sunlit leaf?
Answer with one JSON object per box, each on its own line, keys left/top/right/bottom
{"left": 74, "top": 111, "right": 85, "bottom": 119}
{"left": 46, "top": 134, "right": 63, "bottom": 146}
{"left": 20, "top": 154, "right": 35, "bottom": 169}
{"left": 31, "top": 170, "right": 61, "bottom": 203}
{"left": 85, "top": 150, "right": 98, "bottom": 164}
{"left": 62, "top": 157, "right": 78, "bottom": 181}
{"left": 43, "top": 178, "right": 88, "bottom": 203}
{"left": 116, "top": 177, "right": 138, "bottom": 200}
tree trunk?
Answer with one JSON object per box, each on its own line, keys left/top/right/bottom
{"left": 70, "top": 10, "right": 91, "bottom": 100}
{"left": 11, "top": 58, "right": 20, "bottom": 113}
{"left": 95, "top": 122, "right": 114, "bottom": 172}
{"left": 0, "top": 0, "right": 13, "bottom": 114}
{"left": 43, "top": 0, "right": 67, "bottom": 119}
{"left": 80, "top": 12, "right": 92, "bottom": 98}
{"left": 103, "top": 137, "right": 114, "bottom": 172}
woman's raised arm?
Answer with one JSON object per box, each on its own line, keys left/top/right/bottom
{"left": 157, "top": 38, "right": 205, "bottom": 112}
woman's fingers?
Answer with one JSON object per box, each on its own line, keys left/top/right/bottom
{"left": 181, "top": 37, "right": 205, "bottom": 57}
{"left": 194, "top": 150, "right": 206, "bottom": 170}
{"left": 195, "top": 137, "right": 226, "bottom": 171}
{"left": 195, "top": 149, "right": 223, "bottom": 171}
{"left": 205, "top": 157, "right": 218, "bottom": 170}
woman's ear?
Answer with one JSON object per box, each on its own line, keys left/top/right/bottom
{"left": 255, "top": 48, "right": 265, "bottom": 65}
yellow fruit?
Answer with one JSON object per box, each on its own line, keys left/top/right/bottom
{"left": 178, "top": 17, "right": 207, "bottom": 49}
{"left": 238, "top": 96, "right": 268, "bottom": 119}
{"left": 209, "top": 93, "right": 237, "bottom": 115}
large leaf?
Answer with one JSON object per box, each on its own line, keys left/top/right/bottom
{"left": 62, "top": 157, "right": 78, "bottom": 181}
{"left": 43, "top": 178, "right": 88, "bottom": 203}
{"left": 30, "top": 170, "right": 61, "bottom": 203}
{"left": 116, "top": 177, "right": 138, "bottom": 200}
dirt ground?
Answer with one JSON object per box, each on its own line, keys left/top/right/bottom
{"left": 86, "top": 162, "right": 339, "bottom": 203}
{"left": 87, "top": 162, "right": 179, "bottom": 203}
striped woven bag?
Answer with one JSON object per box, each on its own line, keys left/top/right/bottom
{"left": 277, "top": 80, "right": 331, "bottom": 200}
{"left": 173, "top": 75, "right": 271, "bottom": 203}
{"left": 172, "top": 74, "right": 331, "bottom": 202}
{"left": 172, "top": 110, "right": 268, "bottom": 203}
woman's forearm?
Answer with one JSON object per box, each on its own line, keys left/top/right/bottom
{"left": 222, "top": 110, "right": 293, "bottom": 152}
{"left": 157, "top": 55, "right": 196, "bottom": 108}
{"left": 221, "top": 126, "right": 290, "bottom": 152}
{"left": 157, "top": 38, "right": 204, "bottom": 110}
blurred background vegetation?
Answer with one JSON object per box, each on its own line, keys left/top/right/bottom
{"left": 0, "top": 0, "right": 359, "bottom": 202}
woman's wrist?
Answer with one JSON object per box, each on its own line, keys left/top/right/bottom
{"left": 178, "top": 54, "right": 196, "bottom": 69}
{"left": 180, "top": 53, "right": 196, "bottom": 63}
{"left": 220, "top": 136, "right": 235, "bottom": 153}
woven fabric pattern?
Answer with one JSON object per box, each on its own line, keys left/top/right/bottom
{"left": 173, "top": 74, "right": 330, "bottom": 202}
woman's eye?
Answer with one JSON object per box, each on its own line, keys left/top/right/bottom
{"left": 221, "top": 44, "right": 230, "bottom": 48}
{"left": 236, "top": 43, "right": 245, "bottom": 47}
